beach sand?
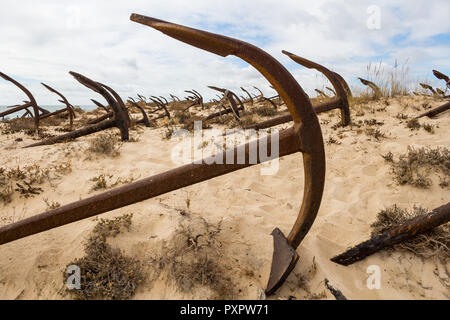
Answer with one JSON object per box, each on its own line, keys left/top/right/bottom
{"left": 0, "top": 95, "right": 448, "bottom": 300}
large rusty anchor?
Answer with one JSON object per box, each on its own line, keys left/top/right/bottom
{"left": 0, "top": 15, "right": 326, "bottom": 295}
{"left": 0, "top": 72, "right": 43, "bottom": 130}
{"left": 25, "top": 72, "right": 131, "bottom": 147}
{"left": 40, "top": 83, "right": 76, "bottom": 129}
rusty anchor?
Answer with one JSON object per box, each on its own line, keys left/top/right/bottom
{"left": 225, "top": 51, "right": 352, "bottom": 134}
{"left": 0, "top": 72, "right": 42, "bottom": 130}
{"left": 315, "top": 89, "right": 329, "bottom": 99}
{"left": 127, "top": 97, "right": 152, "bottom": 127}
{"left": 240, "top": 87, "right": 254, "bottom": 105}
{"left": 432, "top": 69, "right": 450, "bottom": 90}
{"left": 420, "top": 83, "right": 438, "bottom": 96}
{"left": 25, "top": 72, "right": 131, "bottom": 147}
{"left": 283, "top": 50, "right": 351, "bottom": 125}
{"left": 149, "top": 96, "right": 171, "bottom": 120}
{"left": 39, "top": 83, "right": 76, "bottom": 129}
{"left": 206, "top": 86, "right": 244, "bottom": 121}
{"left": 183, "top": 89, "right": 204, "bottom": 110}
{"left": 358, "top": 77, "right": 382, "bottom": 99}
{"left": 0, "top": 14, "right": 326, "bottom": 296}
{"left": 86, "top": 99, "right": 113, "bottom": 125}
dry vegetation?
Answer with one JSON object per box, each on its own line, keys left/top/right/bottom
{"left": 371, "top": 205, "right": 449, "bottom": 261}
{"left": 87, "top": 133, "right": 122, "bottom": 157}
{"left": 149, "top": 216, "right": 239, "bottom": 299}
{"left": 0, "top": 162, "right": 71, "bottom": 205}
{"left": 383, "top": 146, "right": 449, "bottom": 189}
{"left": 64, "top": 214, "right": 144, "bottom": 300}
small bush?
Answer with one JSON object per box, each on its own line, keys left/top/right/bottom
{"left": 254, "top": 105, "right": 277, "bottom": 117}
{"left": 64, "top": 214, "right": 143, "bottom": 300}
{"left": 88, "top": 133, "right": 121, "bottom": 156}
{"left": 387, "top": 146, "right": 449, "bottom": 188}
{"left": 406, "top": 119, "right": 421, "bottom": 131}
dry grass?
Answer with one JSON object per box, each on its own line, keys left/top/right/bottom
{"left": 0, "top": 162, "right": 71, "bottom": 205}
{"left": 64, "top": 214, "right": 143, "bottom": 300}
{"left": 149, "top": 216, "right": 238, "bottom": 299}
{"left": 371, "top": 205, "right": 449, "bottom": 261}
{"left": 384, "top": 146, "right": 449, "bottom": 188}
{"left": 87, "top": 133, "right": 121, "bottom": 157}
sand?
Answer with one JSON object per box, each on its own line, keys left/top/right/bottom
{"left": 0, "top": 95, "right": 448, "bottom": 300}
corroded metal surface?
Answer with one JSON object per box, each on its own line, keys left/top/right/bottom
{"left": 241, "top": 87, "right": 254, "bottom": 105}
{"left": 128, "top": 97, "right": 151, "bottom": 127}
{"left": 420, "top": 83, "right": 437, "bottom": 96}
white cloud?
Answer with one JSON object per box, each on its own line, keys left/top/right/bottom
{"left": 0, "top": 0, "right": 449, "bottom": 105}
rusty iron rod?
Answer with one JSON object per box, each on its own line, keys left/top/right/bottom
{"left": 415, "top": 101, "right": 450, "bottom": 119}
{"left": 331, "top": 202, "right": 450, "bottom": 266}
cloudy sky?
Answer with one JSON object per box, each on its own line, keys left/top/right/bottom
{"left": 1, "top": 0, "right": 449, "bottom": 106}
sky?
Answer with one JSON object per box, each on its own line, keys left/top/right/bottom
{"left": 0, "top": 0, "right": 449, "bottom": 106}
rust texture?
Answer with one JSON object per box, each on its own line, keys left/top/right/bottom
{"left": 331, "top": 202, "right": 450, "bottom": 266}
{"left": 0, "top": 71, "right": 41, "bottom": 130}
{"left": 315, "top": 89, "right": 329, "bottom": 98}
{"left": 149, "top": 96, "right": 171, "bottom": 119}
{"left": 432, "top": 69, "right": 450, "bottom": 90}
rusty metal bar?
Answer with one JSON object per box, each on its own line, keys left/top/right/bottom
{"left": 331, "top": 202, "right": 450, "bottom": 266}
{"left": 241, "top": 87, "right": 254, "bottom": 105}
{"left": 415, "top": 100, "right": 450, "bottom": 119}
{"left": 419, "top": 83, "right": 437, "bottom": 96}
{"left": 315, "top": 89, "right": 329, "bottom": 98}
{"left": 333, "top": 72, "right": 353, "bottom": 98}
{"left": 432, "top": 69, "right": 449, "bottom": 89}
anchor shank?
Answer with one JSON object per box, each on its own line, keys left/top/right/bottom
{"left": 0, "top": 127, "right": 302, "bottom": 245}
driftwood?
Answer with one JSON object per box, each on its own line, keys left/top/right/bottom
{"left": 331, "top": 202, "right": 450, "bottom": 266}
